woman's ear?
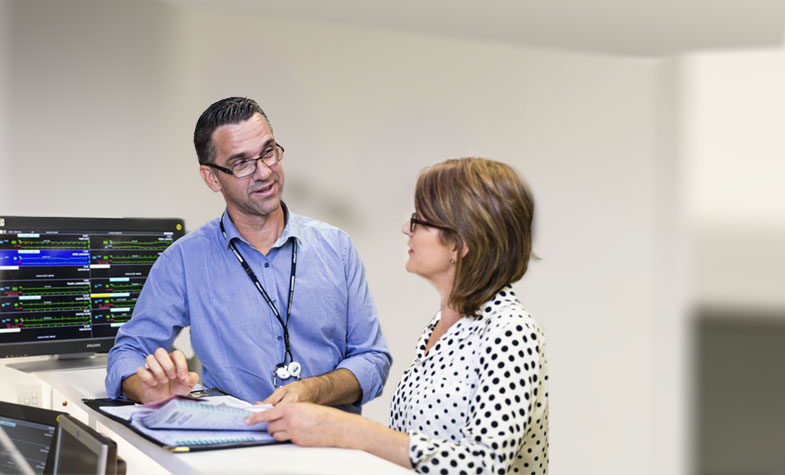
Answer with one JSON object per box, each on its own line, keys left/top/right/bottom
{"left": 453, "top": 241, "right": 469, "bottom": 258}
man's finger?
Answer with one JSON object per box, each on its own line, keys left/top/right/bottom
{"left": 154, "top": 347, "right": 176, "bottom": 379}
{"left": 136, "top": 366, "right": 158, "bottom": 387}
{"left": 276, "top": 391, "right": 299, "bottom": 406}
{"left": 145, "top": 354, "right": 169, "bottom": 384}
{"left": 260, "top": 388, "right": 283, "bottom": 406}
{"left": 169, "top": 350, "right": 189, "bottom": 380}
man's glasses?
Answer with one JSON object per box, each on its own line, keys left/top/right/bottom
{"left": 409, "top": 213, "right": 454, "bottom": 233}
{"left": 204, "top": 144, "right": 285, "bottom": 178}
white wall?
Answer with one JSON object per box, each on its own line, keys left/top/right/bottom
{"left": 1, "top": 1, "right": 682, "bottom": 473}
{"left": 677, "top": 49, "right": 785, "bottom": 473}
{"left": 681, "top": 49, "right": 785, "bottom": 309}
{"left": 0, "top": 0, "right": 9, "bottom": 205}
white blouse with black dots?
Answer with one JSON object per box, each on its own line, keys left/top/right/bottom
{"left": 389, "top": 286, "right": 548, "bottom": 475}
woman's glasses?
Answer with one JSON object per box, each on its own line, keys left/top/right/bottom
{"left": 409, "top": 213, "right": 454, "bottom": 233}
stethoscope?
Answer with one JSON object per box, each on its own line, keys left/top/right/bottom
{"left": 220, "top": 216, "right": 302, "bottom": 387}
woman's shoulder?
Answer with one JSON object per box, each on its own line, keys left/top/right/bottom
{"left": 476, "top": 286, "right": 545, "bottom": 342}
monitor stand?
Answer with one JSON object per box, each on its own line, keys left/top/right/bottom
{"left": 7, "top": 353, "right": 108, "bottom": 373}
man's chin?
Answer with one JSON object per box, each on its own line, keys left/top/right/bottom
{"left": 248, "top": 196, "right": 282, "bottom": 217}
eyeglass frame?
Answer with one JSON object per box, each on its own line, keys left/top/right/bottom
{"left": 203, "top": 143, "right": 285, "bottom": 178}
{"left": 409, "top": 213, "right": 454, "bottom": 233}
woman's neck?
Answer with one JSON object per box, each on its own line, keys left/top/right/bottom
{"left": 439, "top": 299, "right": 462, "bottom": 327}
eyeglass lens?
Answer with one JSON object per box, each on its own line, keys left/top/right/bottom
{"left": 233, "top": 145, "right": 283, "bottom": 178}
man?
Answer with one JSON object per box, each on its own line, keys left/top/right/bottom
{"left": 105, "top": 97, "right": 391, "bottom": 412}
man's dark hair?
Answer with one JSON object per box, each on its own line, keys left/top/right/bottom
{"left": 193, "top": 97, "right": 272, "bottom": 165}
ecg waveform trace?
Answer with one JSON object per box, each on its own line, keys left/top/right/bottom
{"left": 1, "top": 281, "right": 90, "bottom": 297}
{"left": 0, "top": 235, "right": 89, "bottom": 250}
{"left": 0, "top": 227, "right": 179, "bottom": 335}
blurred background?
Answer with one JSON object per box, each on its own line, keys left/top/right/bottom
{"left": 2, "top": 1, "right": 785, "bottom": 473}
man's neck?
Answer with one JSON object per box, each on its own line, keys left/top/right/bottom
{"left": 227, "top": 206, "right": 286, "bottom": 255}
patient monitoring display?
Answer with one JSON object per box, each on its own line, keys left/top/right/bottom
{"left": 0, "top": 216, "right": 185, "bottom": 358}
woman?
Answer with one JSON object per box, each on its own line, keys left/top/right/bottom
{"left": 248, "top": 158, "right": 549, "bottom": 474}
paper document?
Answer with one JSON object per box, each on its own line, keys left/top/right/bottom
{"left": 99, "top": 394, "right": 275, "bottom": 448}
{"left": 138, "top": 397, "right": 270, "bottom": 431}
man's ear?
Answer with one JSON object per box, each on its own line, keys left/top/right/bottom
{"left": 199, "top": 165, "right": 222, "bottom": 193}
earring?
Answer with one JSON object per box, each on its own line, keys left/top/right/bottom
{"left": 449, "top": 258, "right": 455, "bottom": 264}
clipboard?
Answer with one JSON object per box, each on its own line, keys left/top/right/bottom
{"left": 83, "top": 389, "right": 282, "bottom": 452}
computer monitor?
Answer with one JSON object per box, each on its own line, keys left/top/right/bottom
{"left": 0, "top": 216, "right": 185, "bottom": 368}
{"left": 0, "top": 400, "right": 65, "bottom": 475}
{"left": 53, "top": 415, "right": 123, "bottom": 475}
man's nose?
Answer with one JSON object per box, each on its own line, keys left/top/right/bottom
{"left": 251, "top": 158, "right": 272, "bottom": 180}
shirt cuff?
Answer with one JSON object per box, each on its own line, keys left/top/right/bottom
{"left": 105, "top": 352, "right": 146, "bottom": 399}
{"left": 408, "top": 431, "right": 437, "bottom": 469}
{"left": 336, "top": 356, "right": 384, "bottom": 407}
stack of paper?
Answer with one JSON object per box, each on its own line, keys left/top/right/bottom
{"left": 100, "top": 395, "right": 274, "bottom": 448}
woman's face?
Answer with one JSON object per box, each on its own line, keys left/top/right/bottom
{"left": 402, "top": 214, "right": 455, "bottom": 284}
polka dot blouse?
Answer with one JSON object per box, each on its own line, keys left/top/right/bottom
{"left": 389, "top": 286, "right": 548, "bottom": 475}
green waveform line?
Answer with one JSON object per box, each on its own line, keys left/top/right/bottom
{"left": 106, "top": 242, "right": 170, "bottom": 248}
{"left": 96, "top": 260, "right": 157, "bottom": 264}
{"left": 11, "top": 286, "right": 90, "bottom": 291}
{"left": 17, "top": 319, "right": 91, "bottom": 327}
{"left": 12, "top": 316, "right": 89, "bottom": 323}
{"left": 13, "top": 245, "right": 88, "bottom": 250}
{"left": 16, "top": 240, "right": 88, "bottom": 247}
{"left": 15, "top": 305, "right": 90, "bottom": 311}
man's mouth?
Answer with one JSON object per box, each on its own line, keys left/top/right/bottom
{"left": 252, "top": 182, "right": 275, "bottom": 195}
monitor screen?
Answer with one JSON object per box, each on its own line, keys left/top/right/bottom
{"left": 0, "top": 401, "right": 65, "bottom": 475}
{"left": 0, "top": 216, "right": 185, "bottom": 359}
{"left": 53, "top": 415, "right": 119, "bottom": 475}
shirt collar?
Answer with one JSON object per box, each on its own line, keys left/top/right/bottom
{"left": 220, "top": 201, "right": 303, "bottom": 250}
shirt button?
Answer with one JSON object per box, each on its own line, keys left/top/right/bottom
{"left": 264, "top": 263, "right": 270, "bottom": 268}
{"left": 277, "top": 336, "right": 283, "bottom": 341}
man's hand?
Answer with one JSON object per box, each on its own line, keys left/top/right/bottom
{"left": 260, "top": 368, "right": 362, "bottom": 407}
{"left": 122, "top": 348, "right": 199, "bottom": 403}
{"left": 261, "top": 380, "right": 313, "bottom": 406}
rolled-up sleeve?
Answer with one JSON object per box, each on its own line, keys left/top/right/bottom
{"left": 105, "top": 251, "right": 188, "bottom": 398}
{"left": 335, "top": 236, "right": 392, "bottom": 406}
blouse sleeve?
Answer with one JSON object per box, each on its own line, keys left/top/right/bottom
{"left": 407, "top": 308, "right": 547, "bottom": 475}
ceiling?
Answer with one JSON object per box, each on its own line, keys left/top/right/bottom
{"left": 161, "top": 0, "right": 785, "bottom": 56}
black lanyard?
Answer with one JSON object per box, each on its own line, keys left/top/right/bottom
{"left": 219, "top": 217, "right": 297, "bottom": 366}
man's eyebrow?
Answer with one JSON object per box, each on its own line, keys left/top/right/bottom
{"left": 226, "top": 152, "right": 250, "bottom": 163}
{"left": 226, "top": 139, "right": 276, "bottom": 163}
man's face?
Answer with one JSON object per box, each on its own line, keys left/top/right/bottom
{"left": 200, "top": 113, "right": 284, "bottom": 221}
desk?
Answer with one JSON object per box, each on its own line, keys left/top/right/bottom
{"left": 2, "top": 360, "right": 410, "bottom": 474}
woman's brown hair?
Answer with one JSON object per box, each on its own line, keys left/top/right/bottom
{"left": 414, "top": 158, "right": 535, "bottom": 316}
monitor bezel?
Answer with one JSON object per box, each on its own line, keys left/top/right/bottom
{"left": 53, "top": 414, "right": 118, "bottom": 475}
{"left": 0, "top": 400, "right": 67, "bottom": 474}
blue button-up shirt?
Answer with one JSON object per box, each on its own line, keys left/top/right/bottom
{"left": 105, "top": 207, "right": 391, "bottom": 412}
